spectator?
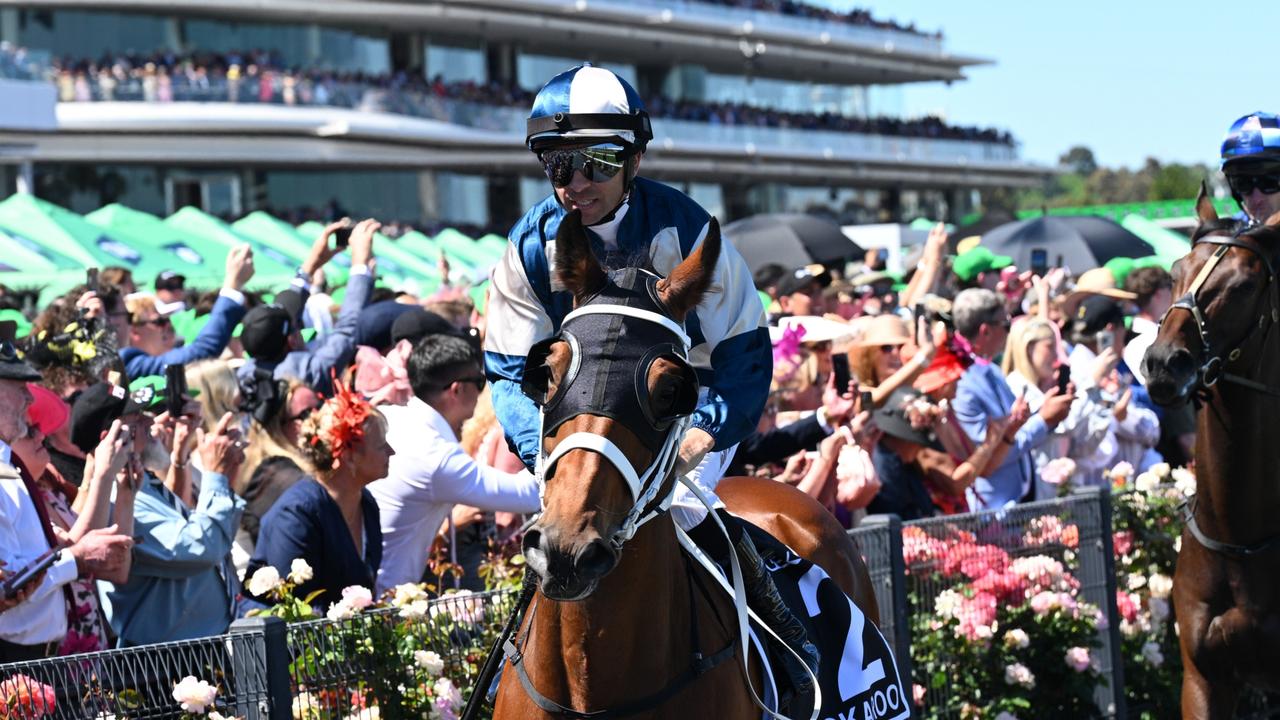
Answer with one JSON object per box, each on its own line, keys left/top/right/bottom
{"left": 100, "top": 267, "right": 136, "bottom": 296}
{"left": 952, "top": 247, "right": 1013, "bottom": 291}
{"left": 119, "top": 245, "right": 254, "bottom": 380}
{"left": 237, "top": 219, "right": 377, "bottom": 397}
{"left": 0, "top": 355, "right": 133, "bottom": 662}
{"left": 849, "top": 313, "right": 934, "bottom": 407}
{"left": 773, "top": 265, "right": 829, "bottom": 318}
{"left": 866, "top": 387, "right": 940, "bottom": 520}
{"left": 952, "top": 288, "right": 1073, "bottom": 509}
{"left": 243, "top": 379, "right": 391, "bottom": 612}
{"left": 153, "top": 271, "right": 187, "bottom": 314}
{"left": 77, "top": 382, "right": 244, "bottom": 647}
{"left": 369, "top": 333, "right": 539, "bottom": 594}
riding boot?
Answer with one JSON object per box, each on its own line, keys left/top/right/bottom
{"left": 733, "top": 528, "right": 820, "bottom": 705}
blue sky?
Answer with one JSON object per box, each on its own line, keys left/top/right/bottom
{"left": 826, "top": 1, "right": 1278, "bottom": 170}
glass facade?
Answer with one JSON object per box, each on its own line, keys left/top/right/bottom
{"left": 424, "top": 43, "right": 486, "bottom": 84}
{"left": 700, "top": 72, "right": 865, "bottom": 117}
{"left": 517, "top": 54, "right": 637, "bottom": 91}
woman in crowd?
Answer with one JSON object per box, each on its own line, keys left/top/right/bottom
{"left": 241, "top": 379, "right": 393, "bottom": 612}
{"left": 849, "top": 313, "right": 936, "bottom": 408}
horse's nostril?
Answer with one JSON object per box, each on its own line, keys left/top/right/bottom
{"left": 1168, "top": 348, "right": 1196, "bottom": 377}
{"left": 575, "top": 539, "right": 618, "bottom": 581}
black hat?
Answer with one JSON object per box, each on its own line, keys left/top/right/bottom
{"left": 69, "top": 382, "right": 145, "bottom": 454}
{"left": 240, "top": 290, "right": 305, "bottom": 361}
{"left": 872, "top": 387, "right": 935, "bottom": 447}
{"left": 155, "top": 270, "right": 186, "bottom": 290}
{"left": 1072, "top": 295, "right": 1126, "bottom": 337}
{"left": 0, "top": 340, "right": 41, "bottom": 382}
{"left": 356, "top": 300, "right": 418, "bottom": 352}
{"left": 776, "top": 264, "right": 832, "bottom": 297}
{"left": 391, "top": 308, "right": 462, "bottom": 346}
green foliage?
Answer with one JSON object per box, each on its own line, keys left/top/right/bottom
{"left": 1014, "top": 148, "right": 1215, "bottom": 211}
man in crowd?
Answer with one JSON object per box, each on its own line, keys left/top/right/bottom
{"left": 120, "top": 245, "right": 254, "bottom": 379}
{"left": 153, "top": 270, "right": 187, "bottom": 314}
{"left": 952, "top": 288, "right": 1073, "bottom": 509}
{"left": 74, "top": 383, "right": 247, "bottom": 647}
{"left": 773, "top": 264, "right": 830, "bottom": 318}
{"left": 370, "top": 333, "right": 539, "bottom": 594}
{"left": 952, "top": 246, "right": 1013, "bottom": 291}
{"left": 237, "top": 219, "right": 376, "bottom": 396}
{"left": 0, "top": 349, "right": 134, "bottom": 661}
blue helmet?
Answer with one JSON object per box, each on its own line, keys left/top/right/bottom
{"left": 526, "top": 64, "right": 652, "bottom": 153}
{"left": 1221, "top": 112, "right": 1280, "bottom": 171}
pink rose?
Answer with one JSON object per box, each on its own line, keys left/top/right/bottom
{"left": 1113, "top": 531, "right": 1134, "bottom": 558}
{"left": 1065, "top": 647, "right": 1092, "bottom": 673}
{"left": 0, "top": 674, "right": 56, "bottom": 718}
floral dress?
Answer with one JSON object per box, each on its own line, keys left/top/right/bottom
{"left": 37, "top": 481, "right": 110, "bottom": 655}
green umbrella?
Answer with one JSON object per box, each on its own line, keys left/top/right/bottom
{"left": 0, "top": 269, "right": 90, "bottom": 306}
{"left": 295, "top": 222, "right": 441, "bottom": 296}
{"left": 165, "top": 208, "right": 297, "bottom": 286}
{"left": 434, "top": 227, "right": 500, "bottom": 272}
{"left": 232, "top": 212, "right": 349, "bottom": 287}
{"left": 85, "top": 204, "right": 227, "bottom": 289}
{"left": 0, "top": 227, "right": 83, "bottom": 273}
{"left": 1119, "top": 214, "right": 1191, "bottom": 269}
{"left": 0, "top": 194, "right": 144, "bottom": 271}
{"left": 476, "top": 233, "right": 509, "bottom": 257}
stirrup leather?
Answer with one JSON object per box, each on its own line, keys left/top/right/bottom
{"left": 733, "top": 532, "right": 819, "bottom": 694}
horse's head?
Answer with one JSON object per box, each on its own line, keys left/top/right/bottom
{"left": 520, "top": 210, "right": 720, "bottom": 601}
{"left": 1144, "top": 184, "right": 1280, "bottom": 405}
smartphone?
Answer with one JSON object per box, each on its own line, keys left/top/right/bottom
{"left": 1030, "top": 248, "right": 1049, "bottom": 276}
{"left": 914, "top": 302, "right": 926, "bottom": 343}
{"left": 832, "top": 354, "right": 852, "bottom": 394}
{"left": 164, "top": 363, "right": 187, "bottom": 417}
{"left": 1095, "top": 331, "right": 1115, "bottom": 352}
{"left": 1056, "top": 364, "right": 1071, "bottom": 394}
{"left": 860, "top": 390, "right": 875, "bottom": 413}
{"left": 332, "top": 221, "right": 354, "bottom": 250}
{"left": 86, "top": 267, "right": 100, "bottom": 291}
{"left": 2, "top": 550, "right": 56, "bottom": 600}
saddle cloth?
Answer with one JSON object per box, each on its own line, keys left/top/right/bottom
{"left": 694, "top": 521, "right": 911, "bottom": 720}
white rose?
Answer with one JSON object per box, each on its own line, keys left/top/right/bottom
{"left": 326, "top": 600, "right": 357, "bottom": 621}
{"left": 247, "top": 565, "right": 283, "bottom": 598}
{"left": 1141, "top": 641, "right": 1164, "bottom": 667}
{"left": 415, "top": 650, "right": 445, "bottom": 676}
{"left": 1148, "top": 573, "right": 1173, "bottom": 599}
{"left": 1003, "top": 663, "right": 1035, "bottom": 689}
{"left": 1134, "top": 472, "right": 1159, "bottom": 493}
{"left": 392, "top": 583, "right": 429, "bottom": 607}
{"left": 340, "top": 585, "right": 374, "bottom": 610}
{"left": 399, "top": 599, "right": 432, "bottom": 619}
{"left": 1174, "top": 536, "right": 1182, "bottom": 553}
{"left": 1172, "top": 468, "right": 1196, "bottom": 497}
{"left": 1003, "top": 629, "right": 1030, "bottom": 650}
{"left": 292, "top": 691, "right": 318, "bottom": 720}
{"left": 171, "top": 676, "right": 218, "bottom": 714}
{"left": 288, "top": 558, "right": 314, "bottom": 584}
{"left": 934, "top": 589, "right": 963, "bottom": 619}
{"left": 1149, "top": 462, "right": 1171, "bottom": 480}
{"left": 1127, "top": 573, "right": 1147, "bottom": 591}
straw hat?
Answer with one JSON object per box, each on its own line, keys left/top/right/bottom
{"left": 1061, "top": 267, "right": 1138, "bottom": 317}
{"left": 855, "top": 314, "right": 911, "bottom": 348}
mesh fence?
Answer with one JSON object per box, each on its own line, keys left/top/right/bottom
{"left": 286, "top": 589, "right": 517, "bottom": 719}
{"left": 848, "top": 515, "right": 910, "bottom": 682}
{"left": 0, "top": 629, "right": 270, "bottom": 719}
{"left": 901, "top": 488, "right": 1122, "bottom": 719}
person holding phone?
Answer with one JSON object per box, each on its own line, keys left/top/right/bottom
{"left": 0, "top": 356, "right": 134, "bottom": 662}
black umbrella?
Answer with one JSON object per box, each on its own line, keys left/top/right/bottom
{"left": 723, "top": 213, "right": 863, "bottom": 275}
{"left": 980, "top": 215, "right": 1156, "bottom": 272}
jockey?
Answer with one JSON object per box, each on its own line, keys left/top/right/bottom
{"left": 1221, "top": 111, "right": 1280, "bottom": 224}
{"left": 485, "top": 64, "right": 818, "bottom": 698}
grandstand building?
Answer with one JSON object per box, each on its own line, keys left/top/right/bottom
{"left": 0, "top": 0, "right": 1048, "bottom": 232}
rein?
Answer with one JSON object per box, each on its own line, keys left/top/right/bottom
{"left": 1162, "top": 230, "right": 1280, "bottom": 558}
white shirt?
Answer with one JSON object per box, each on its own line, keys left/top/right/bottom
{"left": 1123, "top": 316, "right": 1160, "bottom": 386}
{"left": 368, "top": 398, "right": 540, "bottom": 594}
{"left": 0, "top": 460, "right": 79, "bottom": 645}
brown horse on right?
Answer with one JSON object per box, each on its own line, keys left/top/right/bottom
{"left": 1143, "top": 189, "right": 1280, "bottom": 719}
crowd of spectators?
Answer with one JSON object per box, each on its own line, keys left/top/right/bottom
{"left": 680, "top": 0, "right": 940, "bottom": 38}
{"left": 42, "top": 48, "right": 1014, "bottom": 146}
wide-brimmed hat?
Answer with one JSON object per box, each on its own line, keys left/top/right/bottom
{"left": 774, "top": 315, "right": 857, "bottom": 351}
{"left": 0, "top": 340, "right": 41, "bottom": 382}
{"left": 873, "top": 387, "right": 934, "bottom": 446}
{"left": 1061, "top": 267, "right": 1138, "bottom": 317}
{"left": 855, "top": 314, "right": 911, "bottom": 348}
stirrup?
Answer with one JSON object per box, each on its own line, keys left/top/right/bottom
{"left": 733, "top": 531, "right": 819, "bottom": 699}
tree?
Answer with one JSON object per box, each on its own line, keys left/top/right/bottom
{"left": 1059, "top": 146, "right": 1098, "bottom": 176}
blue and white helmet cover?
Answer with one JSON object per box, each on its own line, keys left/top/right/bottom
{"left": 1221, "top": 112, "right": 1280, "bottom": 169}
{"left": 527, "top": 64, "right": 650, "bottom": 149}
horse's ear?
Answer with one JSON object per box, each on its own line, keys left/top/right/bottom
{"left": 1196, "top": 181, "right": 1219, "bottom": 225}
{"left": 657, "top": 218, "right": 722, "bottom": 321}
{"left": 554, "top": 210, "right": 606, "bottom": 305}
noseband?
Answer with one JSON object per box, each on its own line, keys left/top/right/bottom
{"left": 1160, "top": 231, "right": 1280, "bottom": 397}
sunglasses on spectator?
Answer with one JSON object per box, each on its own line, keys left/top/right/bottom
{"left": 877, "top": 345, "right": 898, "bottom": 354}
{"left": 539, "top": 146, "right": 628, "bottom": 187}
{"left": 453, "top": 376, "right": 487, "bottom": 391}
{"left": 1228, "top": 173, "right": 1280, "bottom": 196}
{"left": 288, "top": 402, "right": 324, "bottom": 424}
{"left": 132, "top": 317, "right": 171, "bottom": 329}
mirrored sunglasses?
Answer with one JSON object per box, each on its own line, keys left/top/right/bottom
{"left": 540, "top": 146, "right": 627, "bottom": 187}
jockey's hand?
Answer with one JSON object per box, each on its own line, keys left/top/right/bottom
{"left": 675, "top": 427, "right": 715, "bottom": 477}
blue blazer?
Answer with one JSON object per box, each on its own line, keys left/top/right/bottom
{"left": 120, "top": 294, "right": 246, "bottom": 380}
{"left": 241, "top": 478, "right": 382, "bottom": 613}
{"left": 952, "top": 362, "right": 1049, "bottom": 510}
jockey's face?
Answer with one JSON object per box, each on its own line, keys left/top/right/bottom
{"left": 554, "top": 152, "right": 638, "bottom": 226}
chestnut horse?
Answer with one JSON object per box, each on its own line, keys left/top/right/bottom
{"left": 492, "top": 211, "right": 878, "bottom": 719}
{"left": 1142, "top": 189, "right": 1280, "bottom": 719}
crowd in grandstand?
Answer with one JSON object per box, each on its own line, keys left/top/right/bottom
{"left": 678, "top": 0, "right": 940, "bottom": 37}
{"left": 39, "top": 48, "right": 1013, "bottom": 145}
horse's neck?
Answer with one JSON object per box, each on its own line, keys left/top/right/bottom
{"left": 528, "top": 516, "right": 695, "bottom": 707}
{"left": 1196, "top": 376, "right": 1280, "bottom": 541}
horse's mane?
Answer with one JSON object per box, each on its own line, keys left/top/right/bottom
{"left": 1191, "top": 216, "right": 1246, "bottom": 242}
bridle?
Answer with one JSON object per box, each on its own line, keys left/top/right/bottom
{"left": 1160, "top": 226, "right": 1280, "bottom": 397}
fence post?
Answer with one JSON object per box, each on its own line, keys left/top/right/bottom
{"left": 230, "top": 616, "right": 292, "bottom": 720}
{"left": 1073, "top": 486, "right": 1127, "bottom": 718}
{"left": 857, "top": 513, "right": 911, "bottom": 685}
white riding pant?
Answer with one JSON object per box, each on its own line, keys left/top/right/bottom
{"left": 669, "top": 443, "right": 738, "bottom": 531}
